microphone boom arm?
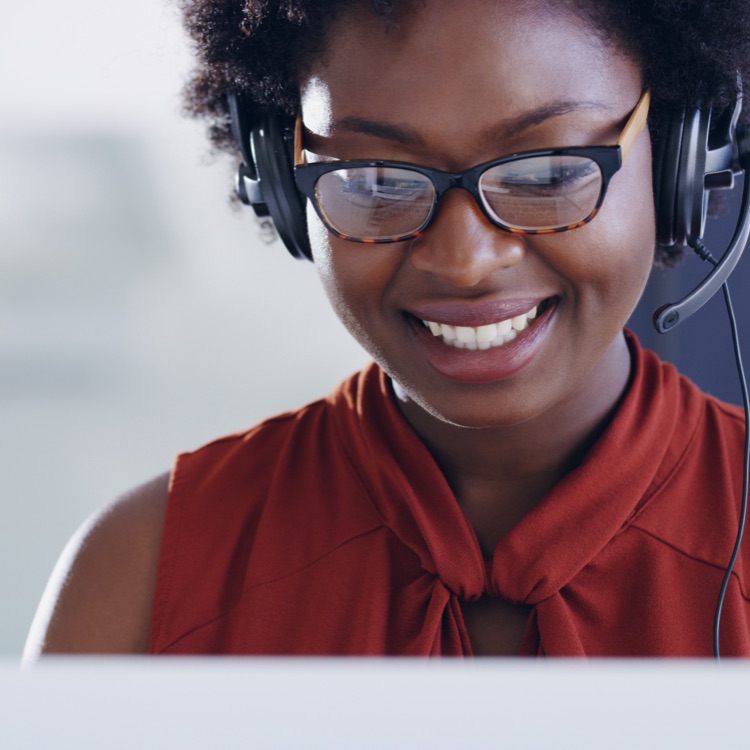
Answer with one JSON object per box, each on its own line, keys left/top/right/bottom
{"left": 653, "top": 171, "right": 750, "bottom": 333}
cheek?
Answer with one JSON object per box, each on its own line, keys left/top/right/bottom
{"left": 308, "top": 211, "right": 357, "bottom": 333}
{"left": 601, "top": 157, "right": 657, "bottom": 309}
{"left": 307, "top": 206, "right": 399, "bottom": 344}
{"left": 307, "top": 207, "right": 360, "bottom": 320}
{"left": 547, "top": 139, "right": 656, "bottom": 319}
{"left": 308, "top": 208, "right": 335, "bottom": 281}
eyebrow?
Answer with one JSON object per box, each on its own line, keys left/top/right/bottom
{"left": 331, "top": 100, "right": 611, "bottom": 146}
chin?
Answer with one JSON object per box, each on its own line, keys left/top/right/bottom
{"left": 392, "top": 375, "right": 541, "bottom": 430}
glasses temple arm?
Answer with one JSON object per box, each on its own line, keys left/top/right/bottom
{"left": 617, "top": 89, "right": 651, "bottom": 161}
{"left": 294, "top": 114, "right": 306, "bottom": 167}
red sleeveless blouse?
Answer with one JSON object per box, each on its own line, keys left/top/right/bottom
{"left": 149, "top": 335, "right": 750, "bottom": 656}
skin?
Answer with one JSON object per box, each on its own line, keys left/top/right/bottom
{"left": 24, "top": 0, "right": 656, "bottom": 660}
{"left": 23, "top": 473, "right": 168, "bottom": 661}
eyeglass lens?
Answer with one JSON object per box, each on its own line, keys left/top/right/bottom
{"left": 313, "top": 155, "right": 604, "bottom": 240}
{"left": 315, "top": 167, "right": 436, "bottom": 241}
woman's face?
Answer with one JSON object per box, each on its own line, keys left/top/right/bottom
{"left": 300, "top": 0, "right": 655, "bottom": 428}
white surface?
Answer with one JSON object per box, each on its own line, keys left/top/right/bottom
{"left": 4, "top": 658, "right": 749, "bottom": 748}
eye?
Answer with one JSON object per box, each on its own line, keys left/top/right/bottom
{"left": 500, "top": 158, "right": 599, "bottom": 193}
{"left": 543, "top": 161, "right": 599, "bottom": 189}
{"left": 479, "top": 155, "right": 604, "bottom": 231}
{"left": 341, "top": 168, "right": 431, "bottom": 204}
{"left": 313, "top": 165, "right": 437, "bottom": 239}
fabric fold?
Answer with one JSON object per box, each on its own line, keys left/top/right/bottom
{"left": 329, "top": 366, "right": 488, "bottom": 601}
{"left": 489, "top": 333, "right": 702, "bottom": 604}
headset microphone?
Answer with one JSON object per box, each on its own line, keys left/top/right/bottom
{"left": 653, "top": 163, "right": 750, "bottom": 332}
{"left": 653, "top": 91, "right": 750, "bottom": 334}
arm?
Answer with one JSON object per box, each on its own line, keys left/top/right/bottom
{"left": 22, "top": 472, "right": 170, "bottom": 664}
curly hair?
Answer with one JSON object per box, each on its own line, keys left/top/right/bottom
{"left": 178, "top": 0, "right": 750, "bottom": 265}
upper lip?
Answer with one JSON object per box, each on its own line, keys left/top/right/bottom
{"left": 405, "top": 296, "right": 552, "bottom": 327}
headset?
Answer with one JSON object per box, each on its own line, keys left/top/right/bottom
{"left": 228, "top": 87, "right": 750, "bottom": 323}
{"left": 653, "top": 89, "right": 750, "bottom": 332}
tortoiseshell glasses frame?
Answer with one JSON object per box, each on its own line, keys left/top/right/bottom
{"left": 293, "top": 89, "right": 650, "bottom": 244}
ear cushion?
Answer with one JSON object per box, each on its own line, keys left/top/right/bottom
{"left": 675, "top": 104, "right": 710, "bottom": 245}
{"left": 250, "top": 113, "right": 312, "bottom": 260}
{"left": 654, "top": 104, "right": 711, "bottom": 248}
{"left": 654, "top": 106, "right": 685, "bottom": 247}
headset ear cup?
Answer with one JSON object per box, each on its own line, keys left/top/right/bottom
{"left": 674, "top": 105, "right": 710, "bottom": 245}
{"left": 250, "top": 113, "right": 312, "bottom": 261}
{"left": 228, "top": 92, "right": 312, "bottom": 260}
{"left": 655, "top": 104, "right": 712, "bottom": 249}
{"left": 654, "top": 107, "right": 685, "bottom": 247}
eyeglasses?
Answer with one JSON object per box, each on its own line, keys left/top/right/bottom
{"left": 294, "top": 89, "right": 650, "bottom": 244}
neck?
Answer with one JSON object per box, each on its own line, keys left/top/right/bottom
{"left": 394, "top": 333, "right": 633, "bottom": 553}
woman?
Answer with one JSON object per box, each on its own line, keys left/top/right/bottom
{"left": 24, "top": 0, "right": 750, "bottom": 657}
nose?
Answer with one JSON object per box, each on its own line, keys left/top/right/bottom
{"left": 408, "top": 189, "right": 525, "bottom": 287}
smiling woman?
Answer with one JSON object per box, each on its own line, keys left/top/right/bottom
{"left": 24, "top": 0, "right": 750, "bottom": 658}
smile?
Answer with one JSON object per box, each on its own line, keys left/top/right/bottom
{"left": 420, "top": 303, "right": 545, "bottom": 351}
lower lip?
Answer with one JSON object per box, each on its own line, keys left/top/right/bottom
{"left": 407, "top": 301, "right": 557, "bottom": 384}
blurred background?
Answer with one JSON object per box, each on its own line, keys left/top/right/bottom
{"left": 0, "top": 0, "right": 369, "bottom": 656}
{"left": 2, "top": 0, "right": 749, "bottom": 657}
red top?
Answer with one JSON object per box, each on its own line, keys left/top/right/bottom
{"left": 149, "top": 335, "right": 750, "bottom": 656}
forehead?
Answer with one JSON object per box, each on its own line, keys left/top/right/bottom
{"left": 300, "top": 0, "right": 642, "bottom": 159}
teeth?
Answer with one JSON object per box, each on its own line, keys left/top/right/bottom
{"left": 422, "top": 305, "right": 538, "bottom": 350}
{"left": 476, "top": 323, "right": 498, "bottom": 343}
{"left": 511, "top": 314, "right": 528, "bottom": 331}
{"left": 497, "top": 318, "right": 512, "bottom": 336}
{"left": 455, "top": 326, "right": 475, "bottom": 343}
{"left": 440, "top": 323, "right": 456, "bottom": 341}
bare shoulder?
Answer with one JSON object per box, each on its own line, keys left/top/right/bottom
{"left": 23, "top": 472, "right": 170, "bottom": 663}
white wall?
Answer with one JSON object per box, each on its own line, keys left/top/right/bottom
{"left": 0, "top": 1, "right": 369, "bottom": 654}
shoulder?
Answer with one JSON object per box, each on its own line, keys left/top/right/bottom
{"left": 23, "top": 472, "right": 169, "bottom": 662}
{"left": 169, "top": 367, "right": 379, "bottom": 486}
{"left": 637, "top": 337, "right": 745, "bottom": 445}
{"left": 628, "top": 369, "right": 747, "bottom": 572}
{"left": 677, "top": 375, "right": 745, "bottom": 469}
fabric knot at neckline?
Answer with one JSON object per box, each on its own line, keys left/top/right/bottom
{"left": 330, "top": 334, "right": 700, "bottom": 609}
